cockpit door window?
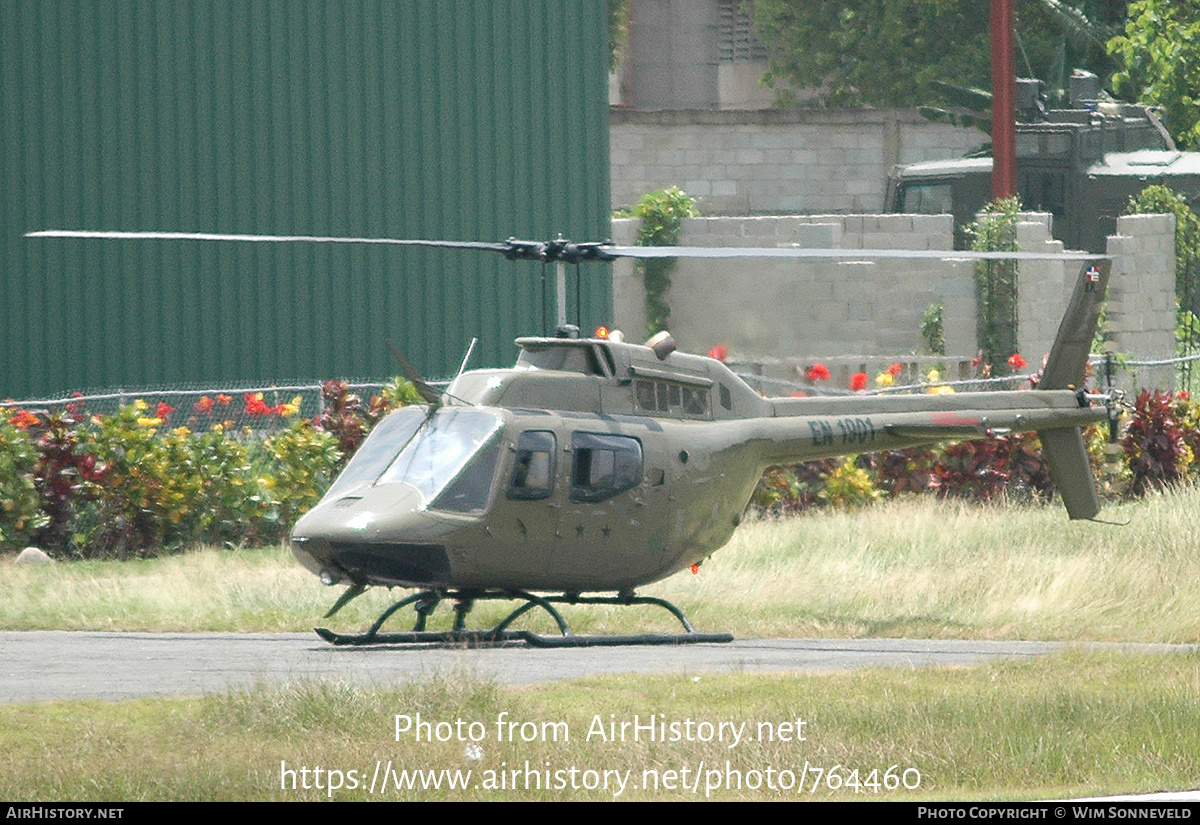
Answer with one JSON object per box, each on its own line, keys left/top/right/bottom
{"left": 507, "top": 430, "right": 557, "bottom": 500}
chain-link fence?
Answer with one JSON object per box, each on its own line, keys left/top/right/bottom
{"left": 0, "top": 381, "right": 403, "bottom": 432}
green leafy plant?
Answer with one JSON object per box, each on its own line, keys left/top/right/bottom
{"left": 751, "top": 461, "right": 835, "bottom": 515}
{"left": 628, "top": 187, "right": 700, "bottom": 336}
{"left": 1108, "top": 0, "right": 1200, "bottom": 149}
{"left": 0, "top": 421, "right": 47, "bottom": 549}
{"left": 263, "top": 421, "right": 343, "bottom": 531}
{"left": 968, "top": 197, "right": 1022, "bottom": 373}
{"left": 921, "top": 302, "right": 945, "bottom": 355}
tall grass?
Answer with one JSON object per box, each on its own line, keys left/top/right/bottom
{"left": 3, "top": 486, "right": 1200, "bottom": 642}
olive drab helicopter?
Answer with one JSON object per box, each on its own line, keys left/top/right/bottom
{"left": 27, "top": 229, "right": 1118, "bottom": 646}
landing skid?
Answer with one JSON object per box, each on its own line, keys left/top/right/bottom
{"left": 314, "top": 589, "right": 733, "bottom": 648}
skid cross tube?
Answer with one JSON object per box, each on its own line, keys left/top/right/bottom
{"left": 314, "top": 588, "right": 733, "bottom": 647}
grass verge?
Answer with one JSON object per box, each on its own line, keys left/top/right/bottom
{"left": 2, "top": 650, "right": 1197, "bottom": 801}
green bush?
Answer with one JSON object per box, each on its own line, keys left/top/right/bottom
{"left": 0, "top": 422, "right": 46, "bottom": 549}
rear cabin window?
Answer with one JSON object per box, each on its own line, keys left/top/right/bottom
{"left": 634, "top": 379, "right": 709, "bottom": 418}
{"left": 570, "top": 432, "right": 643, "bottom": 502}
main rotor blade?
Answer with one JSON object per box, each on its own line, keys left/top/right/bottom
{"left": 26, "top": 229, "right": 510, "bottom": 253}
{"left": 27, "top": 230, "right": 1110, "bottom": 262}
{"left": 602, "top": 245, "right": 1108, "bottom": 262}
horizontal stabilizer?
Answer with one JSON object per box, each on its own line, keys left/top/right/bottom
{"left": 1039, "top": 428, "right": 1101, "bottom": 520}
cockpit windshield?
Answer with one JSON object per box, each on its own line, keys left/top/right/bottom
{"left": 376, "top": 408, "right": 503, "bottom": 511}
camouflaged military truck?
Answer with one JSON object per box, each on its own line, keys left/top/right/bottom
{"left": 885, "top": 78, "right": 1200, "bottom": 252}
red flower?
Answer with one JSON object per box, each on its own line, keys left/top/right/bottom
{"left": 1007, "top": 353, "right": 1028, "bottom": 371}
{"left": 216, "top": 393, "right": 232, "bottom": 407}
{"left": 707, "top": 343, "right": 728, "bottom": 362}
{"left": 8, "top": 409, "right": 39, "bottom": 430}
{"left": 887, "top": 362, "right": 903, "bottom": 377}
{"left": 155, "top": 402, "right": 174, "bottom": 421}
{"left": 850, "top": 372, "right": 868, "bottom": 391}
{"left": 193, "top": 395, "right": 215, "bottom": 415}
{"left": 244, "top": 393, "right": 271, "bottom": 416}
{"left": 805, "top": 363, "right": 830, "bottom": 382}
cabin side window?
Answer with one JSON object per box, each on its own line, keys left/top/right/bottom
{"left": 507, "top": 430, "right": 556, "bottom": 500}
{"left": 634, "top": 379, "right": 709, "bottom": 418}
{"left": 570, "top": 432, "right": 642, "bottom": 502}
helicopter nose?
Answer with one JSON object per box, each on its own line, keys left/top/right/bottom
{"left": 290, "top": 483, "right": 457, "bottom": 587}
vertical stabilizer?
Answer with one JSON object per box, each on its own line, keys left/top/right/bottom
{"left": 1037, "top": 258, "right": 1109, "bottom": 519}
{"left": 1038, "top": 427, "right": 1101, "bottom": 519}
{"left": 1039, "top": 260, "right": 1110, "bottom": 390}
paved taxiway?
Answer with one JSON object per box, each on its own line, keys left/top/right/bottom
{"left": 3, "top": 632, "right": 1195, "bottom": 703}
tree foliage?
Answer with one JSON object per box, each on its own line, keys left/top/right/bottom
{"left": 751, "top": 0, "right": 1125, "bottom": 109}
{"left": 1107, "top": 0, "right": 1200, "bottom": 149}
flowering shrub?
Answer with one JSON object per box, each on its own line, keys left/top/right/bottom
{"left": 805, "top": 363, "right": 831, "bottom": 383}
{"left": 0, "top": 377, "right": 423, "bottom": 557}
{"left": 820, "top": 457, "right": 880, "bottom": 508}
{"left": 264, "top": 421, "right": 342, "bottom": 531}
{"left": 5, "top": 376, "right": 1200, "bottom": 555}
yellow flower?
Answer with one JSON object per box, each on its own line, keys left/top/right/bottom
{"left": 172, "top": 426, "right": 191, "bottom": 438}
{"left": 874, "top": 372, "right": 894, "bottom": 388}
{"left": 137, "top": 416, "right": 162, "bottom": 428}
{"left": 926, "top": 368, "right": 940, "bottom": 383}
{"left": 133, "top": 399, "right": 148, "bottom": 411}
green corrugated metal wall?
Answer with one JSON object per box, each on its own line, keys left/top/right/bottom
{"left": 1, "top": 0, "right": 611, "bottom": 398}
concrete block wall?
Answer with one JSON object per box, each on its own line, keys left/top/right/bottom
{"left": 1014, "top": 215, "right": 1070, "bottom": 363}
{"left": 612, "top": 213, "right": 966, "bottom": 359}
{"left": 1103, "top": 213, "right": 1177, "bottom": 390}
{"left": 611, "top": 213, "right": 1178, "bottom": 390}
{"left": 611, "top": 108, "right": 985, "bottom": 215}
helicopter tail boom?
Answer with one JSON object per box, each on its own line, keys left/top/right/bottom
{"left": 755, "top": 259, "right": 1113, "bottom": 518}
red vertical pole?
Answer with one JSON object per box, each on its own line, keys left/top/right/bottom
{"left": 990, "top": 0, "right": 1016, "bottom": 200}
